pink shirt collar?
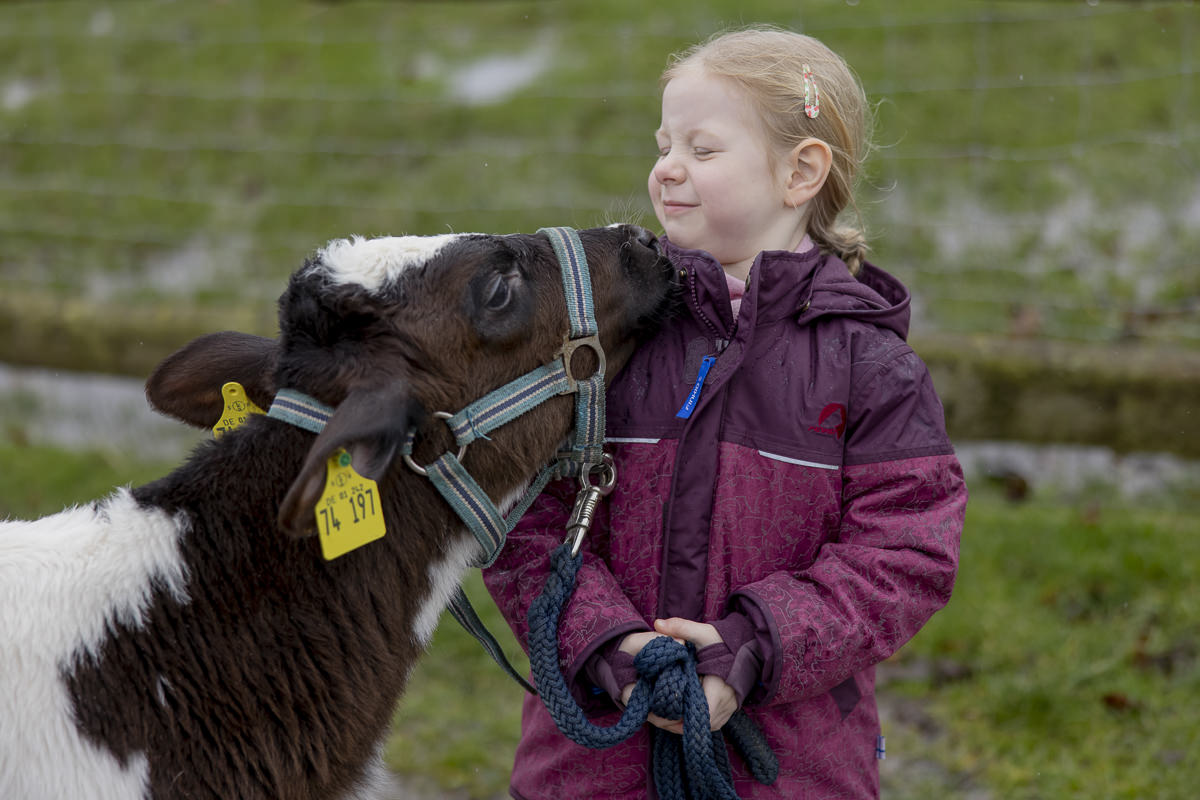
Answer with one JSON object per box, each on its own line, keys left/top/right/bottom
{"left": 728, "top": 235, "right": 815, "bottom": 313}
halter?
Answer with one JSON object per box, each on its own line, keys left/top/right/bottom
{"left": 397, "top": 227, "right": 609, "bottom": 568}
{"left": 266, "top": 227, "right": 612, "bottom": 691}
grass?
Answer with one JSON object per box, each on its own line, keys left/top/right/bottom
{"left": 887, "top": 489, "right": 1200, "bottom": 799}
{"left": 0, "top": 440, "right": 176, "bottom": 519}
{"left": 1, "top": 0, "right": 1198, "bottom": 350}
{"left": 385, "top": 571, "right": 528, "bottom": 799}
{"left": 4, "top": 438, "right": 1198, "bottom": 798}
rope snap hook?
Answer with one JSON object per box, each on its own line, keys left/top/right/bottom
{"left": 564, "top": 453, "right": 616, "bottom": 557}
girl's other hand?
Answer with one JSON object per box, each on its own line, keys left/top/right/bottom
{"left": 616, "top": 620, "right": 739, "bottom": 732}
{"left": 655, "top": 617, "right": 739, "bottom": 731}
{"left": 618, "top": 630, "right": 682, "bottom": 732}
{"left": 653, "top": 617, "right": 721, "bottom": 647}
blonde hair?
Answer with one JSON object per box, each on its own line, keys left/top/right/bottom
{"left": 663, "top": 26, "right": 872, "bottom": 275}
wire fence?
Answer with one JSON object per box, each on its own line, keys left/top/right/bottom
{"left": 1, "top": 0, "right": 1197, "bottom": 349}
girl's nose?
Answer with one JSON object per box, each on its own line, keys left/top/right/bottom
{"left": 652, "top": 153, "right": 683, "bottom": 185}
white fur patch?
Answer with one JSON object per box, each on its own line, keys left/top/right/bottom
{"left": 0, "top": 488, "right": 191, "bottom": 800}
{"left": 315, "top": 234, "right": 469, "bottom": 294}
{"left": 409, "top": 481, "right": 530, "bottom": 648}
{"left": 412, "top": 533, "right": 482, "bottom": 648}
{"left": 339, "top": 745, "right": 400, "bottom": 800}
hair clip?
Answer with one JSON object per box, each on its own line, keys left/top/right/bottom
{"left": 802, "top": 64, "right": 820, "bottom": 119}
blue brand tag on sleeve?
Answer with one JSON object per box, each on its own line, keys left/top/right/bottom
{"left": 675, "top": 356, "right": 716, "bottom": 419}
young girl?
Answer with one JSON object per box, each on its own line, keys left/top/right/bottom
{"left": 484, "top": 26, "right": 967, "bottom": 799}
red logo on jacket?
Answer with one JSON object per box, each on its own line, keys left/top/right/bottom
{"left": 809, "top": 403, "right": 847, "bottom": 439}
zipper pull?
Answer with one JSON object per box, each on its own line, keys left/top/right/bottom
{"left": 675, "top": 355, "right": 717, "bottom": 419}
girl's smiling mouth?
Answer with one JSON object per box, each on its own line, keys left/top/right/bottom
{"left": 661, "top": 199, "right": 698, "bottom": 214}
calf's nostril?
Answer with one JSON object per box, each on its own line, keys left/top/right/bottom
{"left": 633, "top": 227, "right": 659, "bottom": 253}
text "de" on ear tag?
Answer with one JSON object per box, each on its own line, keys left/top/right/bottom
{"left": 213, "top": 381, "right": 265, "bottom": 438}
{"left": 315, "top": 448, "right": 386, "bottom": 560}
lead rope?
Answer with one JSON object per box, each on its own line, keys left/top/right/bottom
{"left": 527, "top": 542, "right": 778, "bottom": 800}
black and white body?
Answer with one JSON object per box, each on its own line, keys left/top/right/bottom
{"left": 0, "top": 225, "right": 673, "bottom": 800}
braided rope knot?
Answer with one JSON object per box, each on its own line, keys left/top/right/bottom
{"left": 634, "top": 636, "right": 699, "bottom": 723}
{"left": 528, "top": 544, "right": 777, "bottom": 799}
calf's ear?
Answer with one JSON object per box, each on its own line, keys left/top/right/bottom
{"left": 145, "top": 332, "right": 278, "bottom": 428}
{"left": 278, "top": 380, "right": 423, "bottom": 538}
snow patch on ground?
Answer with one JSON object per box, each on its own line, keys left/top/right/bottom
{"left": 0, "top": 364, "right": 201, "bottom": 461}
{"left": 445, "top": 42, "right": 553, "bottom": 106}
{"left": 3, "top": 79, "right": 39, "bottom": 112}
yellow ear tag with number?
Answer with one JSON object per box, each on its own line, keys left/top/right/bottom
{"left": 315, "top": 448, "right": 386, "bottom": 560}
{"left": 213, "top": 381, "right": 265, "bottom": 438}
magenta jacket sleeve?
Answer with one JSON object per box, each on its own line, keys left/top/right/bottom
{"left": 482, "top": 477, "right": 649, "bottom": 708}
{"left": 732, "top": 348, "right": 967, "bottom": 706}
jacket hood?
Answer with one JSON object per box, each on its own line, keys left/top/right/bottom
{"left": 661, "top": 237, "right": 912, "bottom": 341}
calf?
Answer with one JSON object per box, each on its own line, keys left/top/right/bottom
{"left": 0, "top": 225, "right": 674, "bottom": 800}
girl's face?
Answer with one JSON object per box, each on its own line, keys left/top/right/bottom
{"left": 648, "top": 67, "right": 804, "bottom": 279}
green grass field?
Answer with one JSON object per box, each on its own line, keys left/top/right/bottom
{"left": 2, "top": 0, "right": 1198, "bottom": 351}
{"left": 3, "top": 440, "right": 1197, "bottom": 798}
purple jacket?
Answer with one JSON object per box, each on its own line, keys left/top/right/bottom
{"left": 484, "top": 239, "right": 967, "bottom": 799}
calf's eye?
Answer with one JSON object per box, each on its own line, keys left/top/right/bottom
{"left": 484, "top": 273, "right": 512, "bottom": 311}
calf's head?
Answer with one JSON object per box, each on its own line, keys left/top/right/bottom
{"left": 147, "top": 224, "right": 675, "bottom": 536}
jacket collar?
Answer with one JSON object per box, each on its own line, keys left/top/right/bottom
{"left": 661, "top": 237, "right": 912, "bottom": 341}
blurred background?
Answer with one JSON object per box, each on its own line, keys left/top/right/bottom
{"left": 1, "top": 1, "right": 1197, "bottom": 798}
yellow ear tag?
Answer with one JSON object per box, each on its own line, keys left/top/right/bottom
{"left": 315, "top": 448, "right": 386, "bottom": 560}
{"left": 213, "top": 381, "right": 265, "bottom": 438}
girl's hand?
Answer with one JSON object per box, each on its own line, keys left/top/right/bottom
{"left": 655, "top": 618, "right": 739, "bottom": 731}
{"left": 617, "top": 621, "right": 740, "bottom": 733}
{"left": 624, "top": 618, "right": 734, "bottom": 734}
{"left": 654, "top": 616, "right": 722, "bottom": 647}
{"left": 618, "top": 630, "right": 665, "bottom": 658}
{"left": 697, "top": 674, "right": 739, "bottom": 732}
{"left": 618, "top": 631, "right": 682, "bottom": 732}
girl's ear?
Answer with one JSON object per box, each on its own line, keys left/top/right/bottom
{"left": 783, "top": 138, "right": 833, "bottom": 209}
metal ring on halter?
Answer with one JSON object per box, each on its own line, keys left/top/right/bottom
{"left": 403, "top": 411, "right": 468, "bottom": 476}
{"left": 557, "top": 334, "right": 607, "bottom": 393}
